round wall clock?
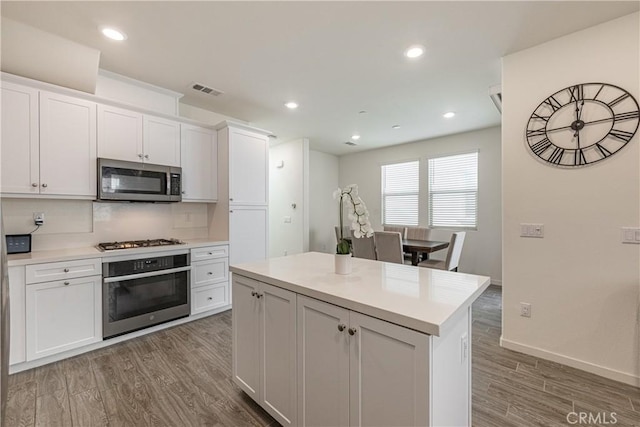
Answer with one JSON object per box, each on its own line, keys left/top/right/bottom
{"left": 526, "top": 83, "right": 639, "bottom": 167}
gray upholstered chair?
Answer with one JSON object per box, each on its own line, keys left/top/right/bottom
{"left": 383, "top": 225, "right": 407, "bottom": 239}
{"left": 405, "top": 227, "right": 431, "bottom": 241}
{"left": 350, "top": 229, "right": 376, "bottom": 260}
{"left": 418, "top": 232, "right": 466, "bottom": 271}
{"left": 373, "top": 231, "right": 404, "bottom": 264}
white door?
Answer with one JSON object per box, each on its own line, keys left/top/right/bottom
{"left": 229, "top": 206, "right": 268, "bottom": 265}
{"left": 232, "top": 276, "right": 261, "bottom": 400}
{"left": 229, "top": 128, "right": 268, "bottom": 205}
{"left": 297, "top": 296, "right": 350, "bottom": 427}
{"left": 261, "top": 283, "right": 297, "bottom": 426}
{"left": 1, "top": 82, "right": 39, "bottom": 194}
{"left": 39, "top": 91, "right": 97, "bottom": 197}
{"left": 143, "top": 115, "right": 180, "bottom": 166}
{"left": 97, "top": 104, "right": 143, "bottom": 162}
{"left": 180, "top": 124, "right": 217, "bottom": 201}
{"left": 26, "top": 275, "right": 102, "bottom": 360}
{"left": 349, "top": 311, "right": 431, "bottom": 427}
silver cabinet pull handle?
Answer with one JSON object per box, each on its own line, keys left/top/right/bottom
{"left": 337, "top": 324, "right": 346, "bottom": 332}
{"left": 64, "top": 281, "right": 70, "bottom": 286}
{"left": 138, "top": 154, "right": 143, "bottom": 158}
{"left": 207, "top": 272, "right": 213, "bottom": 275}
{"left": 63, "top": 268, "right": 70, "bottom": 273}
{"left": 348, "top": 327, "right": 357, "bottom": 336}
{"left": 208, "top": 252, "right": 213, "bottom": 255}
{"left": 207, "top": 297, "right": 213, "bottom": 301}
{"left": 229, "top": 198, "right": 234, "bottom": 202}
{"left": 144, "top": 154, "right": 149, "bottom": 159}
{"left": 256, "top": 293, "right": 263, "bottom": 299}
{"left": 251, "top": 291, "right": 257, "bottom": 297}
{"left": 42, "top": 183, "right": 48, "bottom": 188}
{"left": 32, "top": 183, "right": 38, "bottom": 187}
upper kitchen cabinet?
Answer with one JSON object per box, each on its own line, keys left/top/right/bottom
{"left": 97, "top": 105, "right": 180, "bottom": 167}
{"left": 219, "top": 123, "right": 269, "bottom": 205}
{"left": 1, "top": 84, "right": 97, "bottom": 198}
{"left": 181, "top": 124, "right": 218, "bottom": 202}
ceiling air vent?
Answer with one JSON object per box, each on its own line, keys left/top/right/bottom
{"left": 489, "top": 84, "right": 502, "bottom": 114}
{"left": 190, "top": 82, "right": 224, "bottom": 96}
{"left": 344, "top": 141, "right": 358, "bottom": 146}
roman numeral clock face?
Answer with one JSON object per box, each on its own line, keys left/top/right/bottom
{"left": 526, "top": 83, "right": 639, "bottom": 167}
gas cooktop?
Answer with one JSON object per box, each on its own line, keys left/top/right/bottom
{"left": 96, "top": 238, "right": 185, "bottom": 252}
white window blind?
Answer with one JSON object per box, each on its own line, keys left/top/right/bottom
{"left": 381, "top": 161, "right": 419, "bottom": 226}
{"left": 428, "top": 152, "right": 478, "bottom": 229}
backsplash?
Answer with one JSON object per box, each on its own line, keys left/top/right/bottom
{"left": 1, "top": 198, "right": 212, "bottom": 251}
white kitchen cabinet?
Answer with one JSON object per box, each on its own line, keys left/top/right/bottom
{"left": 39, "top": 91, "right": 97, "bottom": 197}
{"left": 229, "top": 206, "right": 268, "bottom": 265}
{"left": 26, "top": 275, "right": 102, "bottom": 361}
{"left": 0, "top": 81, "right": 39, "bottom": 195}
{"left": 296, "top": 295, "right": 429, "bottom": 427}
{"left": 190, "top": 245, "right": 230, "bottom": 315}
{"left": 143, "top": 115, "right": 180, "bottom": 167}
{"left": 98, "top": 106, "right": 180, "bottom": 167}
{"left": 180, "top": 124, "right": 217, "bottom": 202}
{"left": 8, "top": 266, "right": 26, "bottom": 365}
{"left": 233, "top": 276, "right": 297, "bottom": 426}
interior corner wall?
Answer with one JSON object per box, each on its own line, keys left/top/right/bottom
{"left": 309, "top": 150, "right": 340, "bottom": 254}
{"left": 338, "top": 126, "right": 502, "bottom": 282}
{"left": 501, "top": 12, "right": 640, "bottom": 386}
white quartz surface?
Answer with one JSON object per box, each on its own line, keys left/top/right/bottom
{"left": 230, "top": 252, "right": 490, "bottom": 336}
{"left": 7, "top": 239, "right": 229, "bottom": 266}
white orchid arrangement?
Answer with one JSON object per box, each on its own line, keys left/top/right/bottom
{"left": 333, "top": 184, "right": 374, "bottom": 255}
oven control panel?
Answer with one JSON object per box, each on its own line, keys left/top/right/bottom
{"left": 104, "top": 253, "right": 189, "bottom": 277}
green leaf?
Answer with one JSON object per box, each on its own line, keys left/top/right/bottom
{"left": 336, "top": 239, "right": 350, "bottom": 255}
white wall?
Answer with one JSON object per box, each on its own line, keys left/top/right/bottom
{"left": 309, "top": 150, "right": 340, "bottom": 253}
{"left": 269, "top": 139, "right": 309, "bottom": 257}
{"left": 339, "top": 126, "right": 502, "bottom": 281}
{"left": 502, "top": 13, "right": 639, "bottom": 386}
{"left": 179, "top": 103, "right": 247, "bottom": 127}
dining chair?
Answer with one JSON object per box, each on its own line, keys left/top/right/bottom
{"left": 373, "top": 231, "right": 404, "bottom": 264}
{"left": 418, "top": 232, "right": 466, "bottom": 271}
{"left": 351, "top": 230, "right": 377, "bottom": 260}
{"left": 405, "top": 226, "right": 431, "bottom": 241}
{"left": 383, "top": 225, "right": 407, "bottom": 239}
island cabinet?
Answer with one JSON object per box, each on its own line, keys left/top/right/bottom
{"left": 232, "top": 275, "right": 297, "bottom": 426}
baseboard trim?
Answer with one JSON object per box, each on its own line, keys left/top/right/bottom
{"left": 490, "top": 279, "right": 502, "bottom": 286}
{"left": 500, "top": 337, "right": 640, "bottom": 387}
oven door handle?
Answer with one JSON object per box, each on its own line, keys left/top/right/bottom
{"left": 103, "top": 265, "right": 192, "bottom": 283}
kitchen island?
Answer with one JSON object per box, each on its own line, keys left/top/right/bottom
{"left": 230, "top": 252, "right": 490, "bottom": 427}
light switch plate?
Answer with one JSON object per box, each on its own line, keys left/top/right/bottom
{"left": 520, "top": 223, "right": 544, "bottom": 238}
{"left": 621, "top": 227, "right": 640, "bottom": 244}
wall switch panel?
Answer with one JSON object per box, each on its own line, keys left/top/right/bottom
{"left": 621, "top": 227, "right": 640, "bottom": 244}
{"left": 283, "top": 216, "right": 292, "bottom": 223}
{"left": 520, "top": 302, "right": 531, "bottom": 318}
{"left": 520, "top": 223, "right": 544, "bottom": 238}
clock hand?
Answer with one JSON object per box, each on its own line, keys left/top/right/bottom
{"left": 546, "top": 116, "right": 613, "bottom": 133}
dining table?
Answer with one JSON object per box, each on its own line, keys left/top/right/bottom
{"left": 402, "top": 239, "right": 449, "bottom": 266}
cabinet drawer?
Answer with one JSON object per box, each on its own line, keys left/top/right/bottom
{"left": 26, "top": 258, "right": 101, "bottom": 284}
{"left": 192, "top": 283, "right": 228, "bottom": 315}
{"left": 191, "top": 245, "right": 228, "bottom": 262}
{"left": 193, "top": 258, "right": 228, "bottom": 287}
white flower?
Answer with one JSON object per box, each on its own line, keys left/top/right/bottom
{"left": 332, "top": 188, "right": 342, "bottom": 200}
{"left": 335, "top": 184, "right": 373, "bottom": 253}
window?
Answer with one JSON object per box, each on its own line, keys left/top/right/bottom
{"left": 381, "top": 160, "right": 419, "bottom": 226}
{"left": 428, "top": 152, "right": 478, "bottom": 229}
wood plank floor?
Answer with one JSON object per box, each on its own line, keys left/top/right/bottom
{"left": 5, "top": 285, "right": 640, "bottom": 426}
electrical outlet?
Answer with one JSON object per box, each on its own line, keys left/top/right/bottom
{"left": 460, "top": 333, "right": 468, "bottom": 363}
{"left": 33, "top": 212, "right": 45, "bottom": 226}
{"left": 520, "top": 302, "right": 531, "bottom": 318}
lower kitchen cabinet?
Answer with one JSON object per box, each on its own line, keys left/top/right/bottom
{"left": 190, "top": 245, "right": 230, "bottom": 315}
{"left": 297, "top": 295, "right": 430, "bottom": 427}
{"left": 232, "top": 276, "right": 297, "bottom": 426}
{"left": 26, "top": 275, "right": 102, "bottom": 361}
{"left": 8, "top": 266, "right": 26, "bottom": 365}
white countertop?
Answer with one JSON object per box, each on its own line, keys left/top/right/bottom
{"left": 7, "top": 238, "right": 229, "bottom": 266}
{"left": 230, "top": 252, "right": 490, "bottom": 336}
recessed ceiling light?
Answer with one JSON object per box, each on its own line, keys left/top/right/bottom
{"left": 404, "top": 45, "right": 424, "bottom": 59}
{"left": 443, "top": 111, "right": 456, "bottom": 119}
{"left": 351, "top": 134, "right": 361, "bottom": 141}
{"left": 392, "top": 125, "right": 401, "bottom": 129}
{"left": 100, "top": 27, "right": 127, "bottom": 41}
{"left": 358, "top": 110, "right": 367, "bottom": 115}
{"left": 285, "top": 101, "right": 298, "bottom": 109}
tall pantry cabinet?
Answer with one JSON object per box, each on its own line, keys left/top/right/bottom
{"left": 216, "top": 122, "right": 270, "bottom": 266}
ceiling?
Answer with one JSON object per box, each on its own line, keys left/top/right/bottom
{"left": 2, "top": 1, "right": 638, "bottom": 155}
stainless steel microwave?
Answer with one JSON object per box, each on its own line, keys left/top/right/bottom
{"left": 97, "top": 158, "right": 182, "bottom": 202}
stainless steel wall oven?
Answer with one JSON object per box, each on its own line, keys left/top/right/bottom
{"left": 102, "top": 250, "right": 190, "bottom": 339}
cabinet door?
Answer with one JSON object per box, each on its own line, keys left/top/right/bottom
{"left": 97, "top": 104, "right": 143, "bottom": 162}
{"left": 232, "top": 276, "right": 261, "bottom": 399}
{"left": 26, "top": 275, "right": 102, "bottom": 360}
{"left": 297, "top": 296, "right": 349, "bottom": 427}
{"left": 261, "top": 282, "right": 297, "bottom": 426}
{"left": 8, "top": 267, "right": 26, "bottom": 365}
{"left": 349, "top": 311, "right": 430, "bottom": 427}
{"left": 180, "top": 124, "right": 217, "bottom": 201}
{"left": 143, "top": 115, "right": 180, "bottom": 166}
{"left": 229, "top": 128, "right": 268, "bottom": 205}
{"left": 39, "top": 91, "right": 97, "bottom": 197}
{"left": 1, "top": 82, "right": 39, "bottom": 194}
{"left": 229, "top": 206, "right": 268, "bottom": 265}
